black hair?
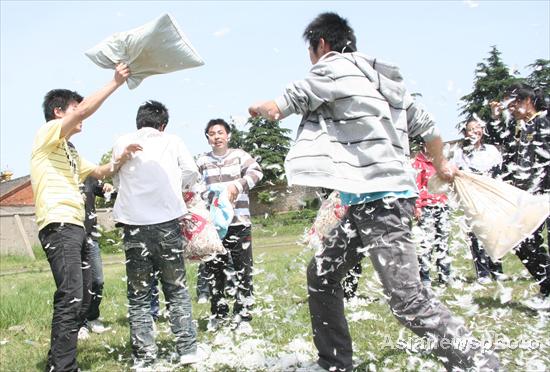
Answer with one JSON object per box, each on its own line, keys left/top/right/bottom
{"left": 204, "top": 118, "right": 231, "bottom": 138}
{"left": 505, "top": 83, "right": 548, "bottom": 111}
{"left": 42, "top": 89, "right": 83, "bottom": 121}
{"left": 303, "top": 12, "right": 357, "bottom": 54}
{"left": 136, "top": 100, "right": 169, "bottom": 130}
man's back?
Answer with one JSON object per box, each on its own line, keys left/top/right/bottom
{"left": 112, "top": 127, "right": 198, "bottom": 225}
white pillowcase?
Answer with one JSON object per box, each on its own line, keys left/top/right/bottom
{"left": 85, "top": 13, "right": 205, "bottom": 89}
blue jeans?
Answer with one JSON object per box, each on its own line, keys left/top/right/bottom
{"left": 85, "top": 238, "right": 104, "bottom": 321}
{"left": 307, "top": 198, "right": 498, "bottom": 371}
{"left": 39, "top": 223, "right": 91, "bottom": 372}
{"left": 123, "top": 219, "right": 196, "bottom": 363}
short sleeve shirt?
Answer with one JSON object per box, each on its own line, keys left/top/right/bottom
{"left": 30, "top": 119, "right": 96, "bottom": 230}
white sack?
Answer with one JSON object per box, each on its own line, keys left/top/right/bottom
{"left": 85, "top": 13, "right": 204, "bottom": 89}
{"left": 429, "top": 171, "right": 549, "bottom": 260}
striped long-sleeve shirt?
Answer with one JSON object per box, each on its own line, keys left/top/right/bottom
{"left": 275, "top": 51, "right": 440, "bottom": 195}
{"left": 196, "top": 148, "right": 263, "bottom": 226}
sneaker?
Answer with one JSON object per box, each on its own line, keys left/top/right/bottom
{"left": 522, "top": 293, "right": 550, "bottom": 311}
{"left": 234, "top": 320, "right": 253, "bottom": 335}
{"left": 477, "top": 276, "right": 492, "bottom": 285}
{"left": 77, "top": 326, "right": 90, "bottom": 340}
{"left": 197, "top": 294, "right": 209, "bottom": 304}
{"left": 176, "top": 344, "right": 210, "bottom": 365}
{"left": 88, "top": 319, "right": 111, "bottom": 334}
{"left": 207, "top": 317, "right": 227, "bottom": 332}
{"left": 494, "top": 273, "right": 509, "bottom": 281}
{"left": 422, "top": 280, "right": 432, "bottom": 288}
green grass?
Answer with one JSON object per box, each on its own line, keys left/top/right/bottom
{"left": 1, "top": 212, "right": 549, "bottom": 371}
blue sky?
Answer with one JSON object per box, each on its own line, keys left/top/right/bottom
{"left": 1, "top": 0, "right": 548, "bottom": 177}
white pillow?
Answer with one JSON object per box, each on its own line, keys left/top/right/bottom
{"left": 85, "top": 13, "right": 205, "bottom": 89}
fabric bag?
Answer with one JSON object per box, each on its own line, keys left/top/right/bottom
{"left": 180, "top": 192, "right": 226, "bottom": 261}
{"left": 85, "top": 13, "right": 204, "bottom": 89}
{"left": 304, "top": 191, "right": 349, "bottom": 250}
{"left": 428, "top": 171, "right": 550, "bottom": 260}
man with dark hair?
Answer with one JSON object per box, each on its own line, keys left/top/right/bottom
{"left": 249, "top": 12, "right": 499, "bottom": 371}
{"left": 112, "top": 100, "right": 202, "bottom": 369}
{"left": 499, "top": 83, "right": 550, "bottom": 310}
{"left": 196, "top": 118, "right": 263, "bottom": 334}
{"left": 31, "top": 63, "right": 140, "bottom": 372}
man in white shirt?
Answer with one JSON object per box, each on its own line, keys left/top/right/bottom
{"left": 451, "top": 117, "right": 505, "bottom": 283}
{"left": 112, "top": 100, "right": 201, "bottom": 369}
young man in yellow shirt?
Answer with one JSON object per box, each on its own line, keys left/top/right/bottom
{"left": 31, "top": 63, "right": 140, "bottom": 372}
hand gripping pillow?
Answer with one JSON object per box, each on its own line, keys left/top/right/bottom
{"left": 85, "top": 13, "right": 205, "bottom": 89}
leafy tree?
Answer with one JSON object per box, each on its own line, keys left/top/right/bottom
{"left": 95, "top": 150, "right": 115, "bottom": 208}
{"left": 459, "top": 46, "right": 523, "bottom": 145}
{"left": 526, "top": 59, "right": 550, "bottom": 98}
{"left": 242, "top": 116, "right": 291, "bottom": 185}
{"left": 228, "top": 117, "right": 247, "bottom": 149}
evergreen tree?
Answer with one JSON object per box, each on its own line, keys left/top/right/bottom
{"left": 459, "top": 46, "right": 522, "bottom": 145}
{"left": 526, "top": 59, "right": 550, "bottom": 98}
{"left": 228, "top": 117, "right": 247, "bottom": 149}
{"left": 243, "top": 116, "right": 292, "bottom": 185}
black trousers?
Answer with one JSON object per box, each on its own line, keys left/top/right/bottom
{"left": 469, "top": 233, "right": 503, "bottom": 279}
{"left": 205, "top": 225, "right": 254, "bottom": 320}
{"left": 39, "top": 223, "right": 91, "bottom": 372}
{"left": 514, "top": 218, "right": 550, "bottom": 296}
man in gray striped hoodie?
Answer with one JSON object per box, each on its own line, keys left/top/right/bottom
{"left": 249, "top": 12, "right": 499, "bottom": 372}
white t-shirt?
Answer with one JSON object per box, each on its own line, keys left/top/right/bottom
{"left": 451, "top": 143, "right": 503, "bottom": 176}
{"left": 112, "top": 127, "right": 199, "bottom": 225}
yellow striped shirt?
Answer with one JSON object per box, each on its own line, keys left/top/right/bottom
{"left": 30, "top": 120, "right": 96, "bottom": 230}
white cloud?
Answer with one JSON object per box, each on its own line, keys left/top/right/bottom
{"left": 213, "top": 27, "right": 231, "bottom": 37}
{"left": 464, "top": 0, "right": 479, "bottom": 8}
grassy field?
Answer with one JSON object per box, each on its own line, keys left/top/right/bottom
{"left": 0, "top": 213, "right": 549, "bottom": 371}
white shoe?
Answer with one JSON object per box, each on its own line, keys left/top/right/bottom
{"left": 494, "top": 273, "right": 509, "bottom": 281}
{"left": 477, "top": 276, "right": 492, "bottom": 285}
{"left": 88, "top": 319, "right": 111, "bottom": 334}
{"left": 177, "top": 344, "right": 210, "bottom": 365}
{"left": 197, "top": 295, "right": 209, "bottom": 304}
{"left": 77, "top": 326, "right": 90, "bottom": 340}
{"left": 234, "top": 321, "right": 253, "bottom": 335}
{"left": 522, "top": 294, "right": 550, "bottom": 311}
{"left": 207, "top": 317, "right": 226, "bottom": 332}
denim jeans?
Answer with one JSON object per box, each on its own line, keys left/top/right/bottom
{"left": 205, "top": 225, "right": 253, "bottom": 321}
{"left": 123, "top": 219, "right": 196, "bottom": 363}
{"left": 85, "top": 238, "right": 104, "bottom": 321}
{"left": 307, "top": 198, "right": 498, "bottom": 372}
{"left": 417, "top": 205, "right": 451, "bottom": 283}
{"left": 39, "top": 223, "right": 91, "bottom": 372}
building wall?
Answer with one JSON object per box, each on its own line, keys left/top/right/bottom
{"left": 0, "top": 183, "right": 34, "bottom": 206}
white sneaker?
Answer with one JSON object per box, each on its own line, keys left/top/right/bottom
{"left": 88, "top": 319, "right": 111, "bottom": 334}
{"left": 77, "top": 326, "right": 90, "bottom": 340}
{"left": 207, "top": 317, "right": 226, "bottom": 332}
{"left": 197, "top": 295, "right": 209, "bottom": 304}
{"left": 522, "top": 294, "right": 550, "bottom": 311}
{"left": 494, "top": 273, "right": 509, "bottom": 281}
{"left": 295, "top": 361, "right": 327, "bottom": 371}
{"left": 234, "top": 321, "right": 253, "bottom": 335}
{"left": 477, "top": 276, "right": 492, "bottom": 285}
{"left": 177, "top": 344, "right": 210, "bottom": 365}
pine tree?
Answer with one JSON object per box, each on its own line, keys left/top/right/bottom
{"left": 228, "top": 117, "right": 247, "bottom": 149}
{"left": 459, "top": 46, "right": 522, "bottom": 145}
{"left": 526, "top": 59, "right": 550, "bottom": 98}
{"left": 243, "top": 116, "right": 292, "bottom": 185}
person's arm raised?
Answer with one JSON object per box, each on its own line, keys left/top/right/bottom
{"left": 60, "top": 63, "right": 130, "bottom": 138}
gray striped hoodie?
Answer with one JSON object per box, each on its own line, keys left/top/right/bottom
{"left": 275, "top": 51, "right": 440, "bottom": 195}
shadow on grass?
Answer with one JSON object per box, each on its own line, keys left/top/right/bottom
{"left": 474, "top": 295, "right": 540, "bottom": 314}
